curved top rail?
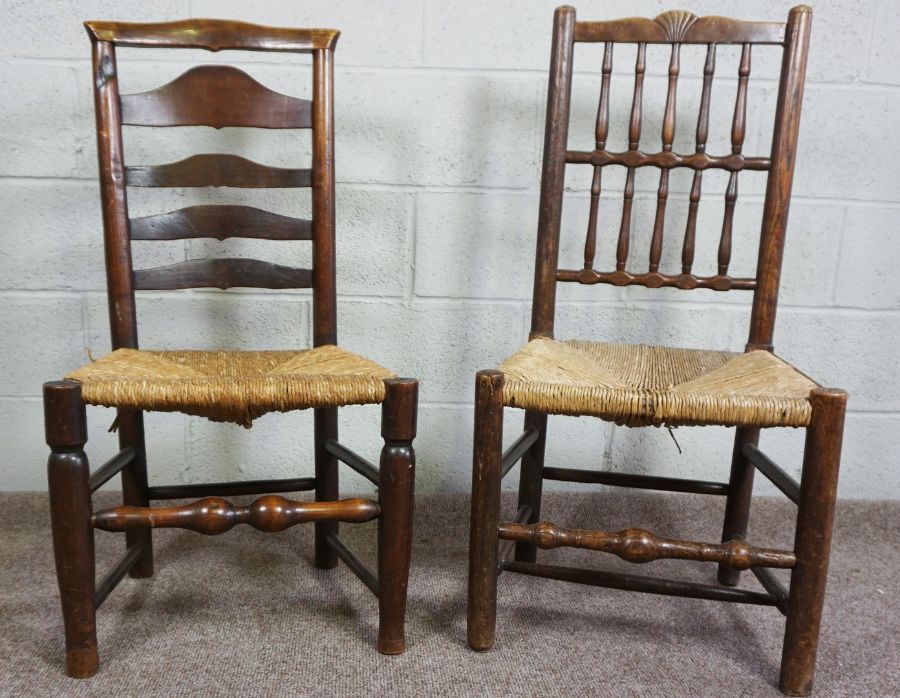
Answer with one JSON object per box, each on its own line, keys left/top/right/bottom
{"left": 573, "top": 8, "right": 797, "bottom": 45}
{"left": 84, "top": 18, "right": 339, "bottom": 52}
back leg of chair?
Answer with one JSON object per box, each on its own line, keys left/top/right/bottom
{"left": 376, "top": 378, "right": 418, "bottom": 654}
{"left": 314, "top": 406, "right": 339, "bottom": 569}
{"left": 718, "top": 426, "right": 760, "bottom": 585}
{"left": 45, "top": 381, "right": 99, "bottom": 678}
{"left": 515, "top": 410, "right": 548, "bottom": 563}
{"left": 779, "top": 388, "right": 846, "bottom": 697}
{"left": 117, "top": 409, "right": 153, "bottom": 577}
{"left": 467, "top": 370, "right": 505, "bottom": 651}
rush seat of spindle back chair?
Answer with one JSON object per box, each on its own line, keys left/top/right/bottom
{"left": 467, "top": 7, "right": 848, "bottom": 698}
{"left": 43, "top": 19, "right": 418, "bottom": 679}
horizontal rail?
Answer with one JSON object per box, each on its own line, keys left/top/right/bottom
{"left": 502, "top": 560, "right": 782, "bottom": 607}
{"left": 497, "top": 505, "right": 533, "bottom": 568}
{"left": 93, "top": 496, "right": 380, "bottom": 535}
{"left": 566, "top": 149, "right": 770, "bottom": 172}
{"left": 542, "top": 466, "right": 729, "bottom": 496}
{"left": 133, "top": 258, "right": 312, "bottom": 291}
{"left": 325, "top": 439, "right": 380, "bottom": 486}
{"left": 498, "top": 521, "right": 795, "bottom": 570}
{"left": 557, "top": 268, "right": 756, "bottom": 291}
{"left": 130, "top": 205, "right": 312, "bottom": 241}
{"left": 752, "top": 566, "right": 790, "bottom": 615}
{"left": 121, "top": 66, "right": 312, "bottom": 129}
{"left": 326, "top": 534, "right": 378, "bottom": 596}
{"left": 744, "top": 443, "right": 800, "bottom": 504}
{"left": 85, "top": 19, "right": 339, "bottom": 52}
{"left": 125, "top": 154, "right": 312, "bottom": 188}
{"left": 88, "top": 448, "right": 135, "bottom": 493}
{"left": 94, "top": 545, "right": 143, "bottom": 608}
{"left": 573, "top": 15, "right": 786, "bottom": 45}
{"left": 147, "top": 477, "right": 316, "bottom": 500}
{"left": 500, "top": 428, "right": 540, "bottom": 479}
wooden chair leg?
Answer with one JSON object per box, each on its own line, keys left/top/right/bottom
{"left": 779, "top": 388, "right": 846, "bottom": 697}
{"left": 117, "top": 409, "right": 153, "bottom": 578}
{"left": 44, "top": 381, "right": 99, "bottom": 678}
{"left": 467, "top": 370, "right": 504, "bottom": 651}
{"left": 314, "top": 406, "right": 339, "bottom": 569}
{"left": 718, "top": 426, "right": 760, "bottom": 585}
{"left": 376, "top": 378, "right": 418, "bottom": 654}
{"left": 515, "top": 410, "right": 547, "bottom": 563}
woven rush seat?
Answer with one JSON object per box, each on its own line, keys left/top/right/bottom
{"left": 498, "top": 338, "right": 818, "bottom": 428}
{"left": 66, "top": 345, "right": 397, "bottom": 427}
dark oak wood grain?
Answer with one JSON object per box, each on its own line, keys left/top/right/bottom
{"left": 133, "top": 258, "right": 312, "bottom": 290}
{"left": 125, "top": 154, "right": 312, "bottom": 188}
{"left": 130, "top": 205, "right": 312, "bottom": 241}
{"left": 85, "top": 18, "right": 338, "bottom": 52}
{"left": 121, "top": 65, "right": 312, "bottom": 128}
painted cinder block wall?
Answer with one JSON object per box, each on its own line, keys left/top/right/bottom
{"left": 1, "top": 0, "right": 897, "bottom": 498}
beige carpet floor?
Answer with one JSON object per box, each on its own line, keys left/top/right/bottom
{"left": 1, "top": 490, "right": 897, "bottom": 697}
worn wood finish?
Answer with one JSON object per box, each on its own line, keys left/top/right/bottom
{"left": 514, "top": 411, "right": 547, "bottom": 563}
{"left": 749, "top": 6, "right": 812, "bottom": 349}
{"left": 130, "top": 205, "right": 312, "bottom": 241}
{"left": 467, "top": 370, "right": 505, "bottom": 650}
{"left": 558, "top": 267, "right": 756, "bottom": 291}
{"left": 44, "top": 381, "right": 98, "bottom": 678}
{"left": 377, "top": 378, "right": 418, "bottom": 654}
{"left": 85, "top": 19, "right": 339, "bottom": 52}
{"left": 498, "top": 521, "right": 795, "bottom": 569}
{"left": 125, "top": 154, "right": 312, "bottom": 188}
{"left": 574, "top": 11, "right": 786, "bottom": 45}
{"left": 93, "top": 496, "right": 381, "bottom": 534}
{"left": 542, "top": 466, "right": 729, "bottom": 495}
{"left": 718, "top": 426, "right": 760, "bottom": 586}
{"left": 530, "top": 6, "right": 576, "bottom": 339}
{"left": 121, "top": 65, "right": 312, "bottom": 128}
{"left": 88, "top": 447, "right": 135, "bottom": 492}
{"left": 147, "top": 476, "right": 317, "bottom": 500}
{"left": 133, "top": 258, "right": 312, "bottom": 291}
{"left": 502, "top": 560, "right": 782, "bottom": 607}
{"left": 469, "top": 8, "right": 841, "bottom": 695}
{"left": 780, "top": 388, "right": 846, "bottom": 696}
{"left": 745, "top": 442, "right": 801, "bottom": 503}
{"left": 50, "top": 20, "right": 419, "bottom": 675}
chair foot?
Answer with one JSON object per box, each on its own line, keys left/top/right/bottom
{"left": 377, "top": 378, "right": 418, "bottom": 655}
{"left": 778, "top": 388, "right": 846, "bottom": 696}
{"left": 467, "top": 370, "right": 504, "bottom": 651}
{"left": 45, "top": 381, "right": 99, "bottom": 678}
{"left": 718, "top": 427, "right": 760, "bottom": 586}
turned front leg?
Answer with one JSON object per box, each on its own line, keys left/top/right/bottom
{"left": 377, "top": 378, "right": 418, "bottom": 654}
{"left": 45, "top": 380, "right": 98, "bottom": 678}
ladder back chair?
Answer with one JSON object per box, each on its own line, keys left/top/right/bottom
{"left": 45, "top": 19, "right": 418, "bottom": 678}
{"left": 467, "top": 6, "right": 846, "bottom": 696}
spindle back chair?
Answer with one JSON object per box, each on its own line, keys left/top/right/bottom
{"left": 44, "top": 19, "right": 417, "bottom": 678}
{"left": 468, "top": 7, "right": 847, "bottom": 696}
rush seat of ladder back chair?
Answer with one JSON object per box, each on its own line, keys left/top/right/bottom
{"left": 44, "top": 19, "right": 418, "bottom": 680}
{"left": 467, "top": 6, "right": 847, "bottom": 698}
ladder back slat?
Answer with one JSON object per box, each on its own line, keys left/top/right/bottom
{"left": 120, "top": 66, "right": 312, "bottom": 129}
{"left": 573, "top": 13, "right": 785, "bottom": 45}
{"left": 133, "top": 258, "right": 313, "bottom": 290}
{"left": 683, "top": 43, "right": 717, "bottom": 274}
{"left": 125, "top": 154, "right": 312, "bottom": 188}
{"left": 129, "top": 205, "right": 312, "bottom": 241}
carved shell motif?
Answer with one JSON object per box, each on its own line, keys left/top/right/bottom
{"left": 654, "top": 10, "right": 699, "bottom": 42}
